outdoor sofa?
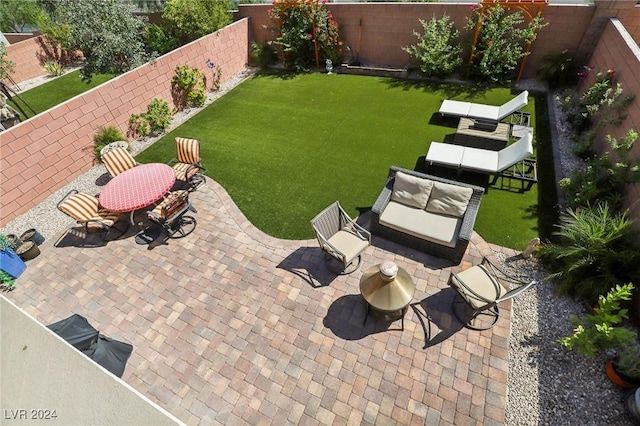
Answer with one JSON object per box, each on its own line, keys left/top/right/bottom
{"left": 370, "top": 166, "right": 485, "bottom": 264}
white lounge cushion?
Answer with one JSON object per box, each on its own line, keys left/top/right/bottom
{"left": 391, "top": 171, "right": 434, "bottom": 209}
{"left": 380, "top": 201, "right": 461, "bottom": 248}
{"left": 425, "top": 182, "right": 473, "bottom": 217}
{"left": 425, "top": 142, "right": 464, "bottom": 168}
{"left": 438, "top": 99, "right": 471, "bottom": 117}
{"left": 468, "top": 104, "right": 499, "bottom": 121}
{"left": 438, "top": 91, "right": 528, "bottom": 121}
{"left": 460, "top": 147, "right": 499, "bottom": 173}
{"left": 496, "top": 132, "right": 534, "bottom": 170}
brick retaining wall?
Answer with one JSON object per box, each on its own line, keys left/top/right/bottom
{"left": 0, "top": 19, "right": 249, "bottom": 226}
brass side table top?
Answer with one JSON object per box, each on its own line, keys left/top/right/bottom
{"left": 359, "top": 262, "right": 416, "bottom": 313}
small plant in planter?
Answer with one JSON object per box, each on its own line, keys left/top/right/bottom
{"left": 558, "top": 283, "right": 636, "bottom": 357}
{"left": 93, "top": 125, "right": 128, "bottom": 161}
{"left": 608, "top": 343, "right": 640, "bottom": 388}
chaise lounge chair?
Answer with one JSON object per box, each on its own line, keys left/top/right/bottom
{"left": 438, "top": 90, "right": 529, "bottom": 121}
{"left": 425, "top": 132, "right": 534, "bottom": 175}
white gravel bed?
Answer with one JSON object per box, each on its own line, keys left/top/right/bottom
{"left": 2, "top": 72, "right": 635, "bottom": 425}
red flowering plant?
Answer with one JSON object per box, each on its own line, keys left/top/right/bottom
{"left": 268, "top": 0, "right": 343, "bottom": 72}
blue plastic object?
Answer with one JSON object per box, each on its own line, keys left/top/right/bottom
{"left": 0, "top": 248, "right": 27, "bottom": 278}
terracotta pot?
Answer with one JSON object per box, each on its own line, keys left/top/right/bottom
{"left": 606, "top": 359, "right": 640, "bottom": 389}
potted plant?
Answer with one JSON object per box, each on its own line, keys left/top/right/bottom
{"left": 607, "top": 343, "right": 640, "bottom": 388}
{"left": 0, "top": 233, "right": 26, "bottom": 279}
{"left": 559, "top": 283, "right": 636, "bottom": 357}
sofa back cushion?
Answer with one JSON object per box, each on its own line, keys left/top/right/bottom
{"left": 425, "top": 182, "right": 473, "bottom": 217}
{"left": 390, "top": 171, "right": 434, "bottom": 209}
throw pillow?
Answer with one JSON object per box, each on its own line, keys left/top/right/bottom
{"left": 390, "top": 171, "right": 433, "bottom": 209}
{"left": 425, "top": 182, "right": 473, "bottom": 217}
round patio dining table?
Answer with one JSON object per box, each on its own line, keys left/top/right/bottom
{"left": 99, "top": 163, "right": 176, "bottom": 224}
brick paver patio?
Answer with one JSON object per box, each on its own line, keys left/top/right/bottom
{"left": 7, "top": 177, "right": 518, "bottom": 425}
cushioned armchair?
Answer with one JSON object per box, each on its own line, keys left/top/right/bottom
{"left": 370, "top": 167, "right": 484, "bottom": 263}
{"left": 449, "top": 256, "right": 536, "bottom": 330}
{"left": 146, "top": 190, "right": 197, "bottom": 239}
{"left": 311, "top": 201, "right": 371, "bottom": 274}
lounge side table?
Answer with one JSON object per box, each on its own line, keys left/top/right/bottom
{"left": 99, "top": 163, "right": 176, "bottom": 225}
{"left": 360, "top": 261, "right": 415, "bottom": 330}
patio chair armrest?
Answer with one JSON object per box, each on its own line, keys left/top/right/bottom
{"left": 146, "top": 210, "right": 165, "bottom": 225}
{"left": 81, "top": 218, "right": 111, "bottom": 232}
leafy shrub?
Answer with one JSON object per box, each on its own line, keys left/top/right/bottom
{"left": 143, "top": 23, "right": 180, "bottom": 56}
{"left": 559, "top": 283, "right": 636, "bottom": 357}
{"left": 466, "top": 3, "right": 547, "bottom": 85}
{"left": 560, "top": 129, "right": 640, "bottom": 210}
{"left": 162, "top": 0, "right": 233, "bottom": 45}
{"left": 43, "top": 60, "right": 65, "bottom": 77}
{"left": 403, "top": 14, "right": 462, "bottom": 78}
{"left": 172, "top": 65, "right": 207, "bottom": 109}
{"left": 537, "top": 204, "right": 640, "bottom": 303}
{"left": 250, "top": 40, "right": 277, "bottom": 69}
{"left": 268, "top": 0, "right": 344, "bottom": 72}
{"left": 93, "top": 125, "right": 126, "bottom": 160}
{"left": 536, "top": 50, "right": 581, "bottom": 90}
{"left": 43, "top": 0, "right": 148, "bottom": 78}
{"left": 128, "top": 98, "right": 174, "bottom": 138}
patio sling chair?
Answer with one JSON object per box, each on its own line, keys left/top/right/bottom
{"left": 102, "top": 146, "right": 137, "bottom": 178}
{"left": 310, "top": 201, "right": 371, "bottom": 274}
{"left": 57, "top": 190, "right": 128, "bottom": 241}
{"left": 168, "top": 137, "right": 207, "bottom": 191}
{"left": 449, "top": 256, "right": 536, "bottom": 330}
{"left": 425, "top": 131, "right": 534, "bottom": 175}
{"left": 146, "top": 190, "right": 197, "bottom": 239}
{"left": 438, "top": 90, "right": 529, "bottom": 122}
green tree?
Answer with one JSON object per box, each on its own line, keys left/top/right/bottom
{"left": 162, "top": 0, "right": 233, "bottom": 45}
{"left": 46, "top": 0, "right": 147, "bottom": 78}
{"left": 268, "top": 0, "right": 344, "bottom": 71}
{"left": 0, "top": 0, "right": 43, "bottom": 33}
{"left": 0, "top": 45, "right": 16, "bottom": 81}
{"left": 403, "top": 14, "right": 462, "bottom": 78}
{"left": 466, "top": 3, "right": 547, "bottom": 84}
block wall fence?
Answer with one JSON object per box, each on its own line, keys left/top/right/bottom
{"left": 581, "top": 18, "right": 640, "bottom": 226}
{"left": 0, "top": 19, "right": 249, "bottom": 227}
{"left": 236, "top": 2, "right": 640, "bottom": 80}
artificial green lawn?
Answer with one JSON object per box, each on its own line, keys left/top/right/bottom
{"left": 137, "top": 72, "right": 557, "bottom": 250}
{"left": 8, "top": 70, "right": 116, "bottom": 120}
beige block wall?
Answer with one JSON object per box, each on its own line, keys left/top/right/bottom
{"left": 4, "top": 36, "right": 48, "bottom": 85}
{"left": 581, "top": 18, "right": 640, "bottom": 225}
{"left": 0, "top": 19, "right": 249, "bottom": 227}
{"left": 237, "top": 3, "right": 599, "bottom": 79}
{"left": 0, "top": 296, "right": 184, "bottom": 426}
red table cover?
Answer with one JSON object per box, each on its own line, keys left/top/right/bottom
{"left": 99, "top": 163, "right": 176, "bottom": 212}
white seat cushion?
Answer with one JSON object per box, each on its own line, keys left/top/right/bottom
{"left": 380, "top": 201, "right": 461, "bottom": 248}
{"left": 327, "top": 230, "right": 369, "bottom": 264}
{"left": 451, "top": 265, "right": 507, "bottom": 309}
{"left": 426, "top": 142, "right": 464, "bottom": 168}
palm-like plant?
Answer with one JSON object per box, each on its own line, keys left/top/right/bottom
{"left": 538, "top": 203, "right": 640, "bottom": 303}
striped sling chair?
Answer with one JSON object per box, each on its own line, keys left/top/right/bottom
{"left": 102, "top": 147, "right": 137, "bottom": 177}
{"left": 57, "top": 190, "right": 127, "bottom": 241}
{"left": 169, "top": 137, "right": 207, "bottom": 191}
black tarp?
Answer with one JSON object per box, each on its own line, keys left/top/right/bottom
{"left": 47, "top": 314, "right": 133, "bottom": 378}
